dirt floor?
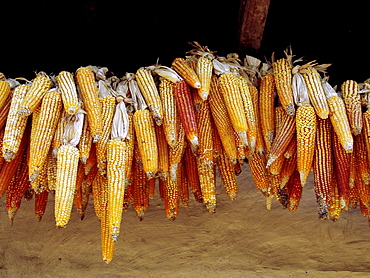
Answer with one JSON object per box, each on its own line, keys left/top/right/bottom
{"left": 1, "top": 164, "right": 370, "bottom": 278}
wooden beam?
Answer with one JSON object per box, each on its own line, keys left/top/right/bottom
{"left": 238, "top": 0, "right": 271, "bottom": 51}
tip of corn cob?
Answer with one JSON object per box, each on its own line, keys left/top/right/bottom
{"left": 285, "top": 103, "right": 296, "bottom": 116}
{"left": 288, "top": 201, "right": 299, "bottom": 213}
{"left": 29, "top": 170, "right": 40, "bottom": 184}
{"left": 280, "top": 177, "right": 289, "bottom": 189}
{"left": 137, "top": 210, "right": 145, "bottom": 221}
{"left": 352, "top": 126, "right": 362, "bottom": 136}
{"left": 299, "top": 171, "right": 308, "bottom": 187}
{"left": 194, "top": 81, "right": 201, "bottom": 89}
{"left": 343, "top": 141, "right": 354, "bottom": 153}
{"left": 199, "top": 91, "right": 208, "bottom": 100}
{"left": 228, "top": 191, "right": 237, "bottom": 201}
{"left": 18, "top": 108, "right": 31, "bottom": 117}
{"left": 206, "top": 203, "right": 216, "bottom": 214}
{"left": 265, "top": 195, "right": 273, "bottom": 211}
{"left": 67, "top": 107, "right": 77, "bottom": 115}
{"left": 8, "top": 209, "right": 17, "bottom": 224}
{"left": 3, "top": 150, "right": 16, "bottom": 162}
{"left": 266, "top": 154, "right": 278, "bottom": 168}
{"left": 238, "top": 131, "right": 248, "bottom": 148}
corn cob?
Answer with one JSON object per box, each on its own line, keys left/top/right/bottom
{"left": 248, "top": 152, "right": 270, "bottom": 195}
{"left": 259, "top": 73, "right": 276, "bottom": 150}
{"left": 218, "top": 73, "right": 249, "bottom": 147}
{"left": 0, "top": 127, "right": 5, "bottom": 170}
{"left": 74, "top": 165, "right": 85, "bottom": 220}
{"left": 300, "top": 66, "right": 329, "bottom": 119}
{"left": 132, "top": 152, "right": 150, "bottom": 220}
{"left": 35, "top": 190, "right": 49, "bottom": 222}
{"left": 107, "top": 139, "right": 127, "bottom": 239}
{"left": 75, "top": 66, "right": 103, "bottom": 142}
{"left": 354, "top": 132, "right": 370, "bottom": 185}
{"left": 124, "top": 113, "right": 135, "bottom": 187}
{"left": 269, "top": 152, "right": 285, "bottom": 176}
{"left": 96, "top": 95, "right": 116, "bottom": 175}
{"left": 78, "top": 115, "right": 92, "bottom": 164}
{"left": 163, "top": 167, "right": 180, "bottom": 220}
{"left": 328, "top": 179, "right": 341, "bottom": 222}
{"left": 0, "top": 94, "right": 11, "bottom": 129}
{"left": 56, "top": 71, "right": 79, "bottom": 115}
{"left": 135, "top": 67, "right": 163, "bottom": 125}
{"left": 173, "top": 79, "right": 199, "bottom": 152}
{"left": 169, "top": 122, "right": 186, "bottom": 182}
{"left": 341, "top": 80, "right": 362, "bottom": 135}
{"left": 32, "top": 161, "right": 48, "bottom": 194}
{"left": 29, "top": 89, "right": 63, "bottom": 182}
{"left": 286, "top": 170, "right": 303, "bottom": 212}
{"left": 313, "top": 117, "right": 333, "bottom": 219}
{"left": 249, "top": 84, "right": 265, "bottom": 154}
{"left": 218, "top": 150, "right": 238, "bottom": 200}
{"left": 183, "top": 143, "right": 203, "bottom": 203}
{"left": 18, "top": 73, "right": 52, "bottom": 116}
{"left": 178, "top": 159, "right": 189, "bottom": 208}
{"left": 172, "top": 58, "right": 201, "bottom": 89}
{"left": 0, "top": 125, "right": 29, "bottom": 198}
{"left": 209, "top": 75, "right": 238, "bottom": 163}
{"left": 2, "top": 84, "right": 30, "bottom": 161}
{"left": 159, "top": 78, "right": 178, "bottom": 147}
{"left": 0, "top": 80, "right": 11, "bottom": 111}
{"left": 155, "top": 124, "right": 170, "bottom": 180}
{"left": 133, "top": 109, "right": 158, "bottom": 179}
{"left": 281, "top": 148, "right": 298, "bottom": 188}
{"left": 272, "top": 57, "right": 295, "bottom": 116}
{"left": 236, "top": 76, "right": 257, "bottom": 152}
{"left": 296, "top": 105, "right": 317, "bottom": 186}
{"left": 354, "top": 169, "right": 370, "bottom": 209}
{"left": 5, "top": 151, "right": 29, "bottom": 223}
{"left": 46, "top": 148, "right": 58, "bottom": 191}
{"left": 196, "top": 57, "right": 213, "bottom": 100}
{"left": 332, "top": 131, "right": 350, "bottom": 210}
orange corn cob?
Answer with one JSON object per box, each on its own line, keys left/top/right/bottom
{"left": 0, "top": 125, "right": 29, "bottom": 198}
{"left": 218, "top": 150, "right": 238, "bottom": 200}
{"left": 280, "top": 149, "right": 298, "bottom": 188}
{"left": 178, "top": 159, "right": 189, "bottom": 208}
{"left": 217, "top": 72, "right": 249, "bottom": 147}
{"left": 249, "top": 84, "right": 265, "bottom": 154}
{"left": 135, "top": 67, "right": 163, "bottom": 125}
{"left": 172, "top": 57, "right": 201, "bottom": 89}
{"left": 0, "top": 80, "right": 11, "bottom": 111}
{"left": 2, "top": 84, "right": 29, "bottom": 161}
{"left": 35, "top": 190, "right": 49, "bottom": 221}
{"left": 272, "top": 58, "right": 295, "bottom": 116}
{"left": 173, "top": 79, "right": 199, "bottom": 151}
{"left": 332, "top": 131, "right": 351, "bottom": 210}
{"left": 327, "top": 95, "right": 353, "bottom": 153}
{"left": 159, "top": 78, "right": 178, "bottom": 147}
{"left": 286, "top": 170, "right": 303, "bottom": 212}
{"left": 328, "top": 179, "right": 341, "bottom": 222}
{"left": 78, "top": 115, "right": 92, "bottom": 164}
{"left": 341, "top": 80, "right": 362, "bottom": 135}
{"left": 132, "top": 154, "right": 150, "bottom": 220}
{"left": 267, "top": 113, "right": 296, "bottom": 167}
{"left": 155, "top": 124, "right": 170, "bottom": 180}
{"left": 75, "top": 66, "right": 103, "bottom": 142}
{"left": 169, "top": 122, "right": 186, "bottom": 182}
{"left": 56, "top": 70, "right": 79, "bottom": 115}
{"left": 124, "top": 113, "right": 135, "bottom": 187}
{"left": 259, "top": 73, "right": 276, "bottom": 151}
{"left": 284, "top": 135, "right": 297, "bottom": 159}
{"left": 5, "top": 151, "right": 29, "bottom": 223}
{"left": 18, "top": 73, "right": 52, "bottom": 116}
{"left": 269, "top": 152, "right": 285, "bottom": 176}
{"left": 296, "top": 105, "right": 317, "bottom": 186}
{"left": 313, "top": 117, "right": 333, "bottom": 219}
{"left": 0, "top": 127, "right": 6, "bottom": 170}
{"left": 183, "top": 143, "right": 203, "bottom": 203}
{"left": 163, "top": 169, "right": 180, "bottom": 221}
{"left": 133, "top": 109, "right": 158, "bottom": 179}
{"left": 248, "top": 152, "right": 270, "bottom": 195}
{"left": 354, "top": 170, "right": 370, "bottom": 209}
{"left": 0, "top": 94, "right": 11, "bottom": 129}
{"left": 354, "top": 132, "right": 370, "bottom": 185}
{"left": 209, "top": 75, "right": 238, "bottom": 163}
{"left": 28, "top": 89, "right": 63, "bottom": 182}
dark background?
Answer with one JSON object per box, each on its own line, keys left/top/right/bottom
{"left": 2, "top": 0, "right": 369, "bottom": 86}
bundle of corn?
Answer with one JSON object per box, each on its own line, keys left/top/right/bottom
{"left": 1, "top": 42, "right": 370, "bottom": 263}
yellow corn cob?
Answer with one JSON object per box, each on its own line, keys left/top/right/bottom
{"left": 52, "top": 110, "right": 67, "bottom": 155}
{"left": 296, "top": 105, "right": 317, "bottom": 186}
{"left": 133, "top": 109, "right": 158, "bottom": 179}
{"left": 354, "top": 132, "right": 370, "bottom": 185}
{"left": 236, "top": 76, "right": 257, "bottom": 153}
{"left": 172, "top": 58, "right": 201, "bottom": 89}
{"left": 55, "top": 144, "right": 80, "bottom": 228}
{"left": 209, "top": 75, "right": 238, "bottom": 163}
{"left": 32, "top": 161, "right": 48, "bottom": 194}
{"left": 18, "top": 73, "right": 52, "bottom": 116}
{"left": 0, "top": 72, "right": 5, "bottom": 81}
{"left": 159, "top": 78, "right": 178, "bottom": 147}
{"left": 2, "top": 84, "right": 30, "bottom": 161}
{"left": 327, "top": 95, "right": 353, "bottom": 152}
{"left": 272, "top": 58, "right": 295, "bottom": 115}
{"left": 0, "top": 81, "right": 11, "bottom": 111}
{"left": 135, "top": 67, "right": 163, "bottom": 125}
{"left": 341, "top": 80, "right": 362, "bottom": 135}
{"left": 46, "top": 148, "right": 57, "bottom": 191}
{"left": 169, "top": 122, "right": 186, "bottom": 182}
{"left": 218, "top": 150, "right": 238, "bottom": 200}
{"left": 124, "top": 113, "right": 135, "bottom": 187}
{"left": 96, "top": 95, "right": 116, "bottom": 175}
{"left": 196, "top": 57, "right": 213, "bottom": 100}
{"left": 300, "top": 67, "right": 329, "bottom": 119}
{"left": 75, "top": 66, "right": 103, "bottom": 142}
{"left": 56, "top": 71, "right": 79, "bottom": 115}
{"left": 78, "top": 115, "right": 92, "bottom": 164}
{"left": 249, "top": 84, "right": 265, "bottom": 154}
{"left": 107, "top": 139, "right": 127, "bottom": 241}
{"left": 178, "top": 159, "right": 189, "bottom": 208}
{"left": 29, "top": 89, "right": 63, "bottom": 182}
{"left": 183, "top": 143, "right": 203, "bottom": 203}
{"left": 328, "top": 178, "right": 341, "bottom": 221}
{"left": 259, "top": 73, "right": 276, "bottom": 151}
{"left": 218, "top": 73, "right": 249, "bottom": 147}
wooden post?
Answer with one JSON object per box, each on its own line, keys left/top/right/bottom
{"left": 238, "top": 0, "right": 271, "bottom": 51}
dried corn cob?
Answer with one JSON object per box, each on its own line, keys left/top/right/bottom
{"left": 0, "top": 80, "right": 11, "bottom": 111}
{"left": 183, "top": 143, "right": 203, "bottom": 203}
{"left": 341, "top": 80, "right": 362, "bottom": 135}
{"left": 2, "top": 84, "right": 30, "bottom": 161}
{"left": 178, "top": 159, "right": 189, "bottom": 208}
{"left": 0, "top": 94, "right": 11, "bottom": 129}
{"left": 78, "top": 115, "right": 92, "bottom": 164}
{"left": 29, "top": 89, "right": 63, "bottom": 182}
{"left": 75, "top": 66, "right": 103, "bottom": 142}
{"left": 18, "top": 73, "right": 52, "bottom": 116}
{"left": 169, "top": 123, "right": 186, "bottom": 182}
{"left": 328, "top": 179, "right": 341, "bottom": 222}
{"left": 155, "top": 124, "right": 170, "bottom": 180}
{"left": 35, "top": 190, "right": 48, "bottom": 221}
{"left": 159, "top": 78, "right": 178, "bottom": 147}
{"left": 286, "top": 170, "right": 303, "bottom": 212}
{"left": 56, "top": 71, "right": 79, "bottom": 115}
{"left": 196, "top": 57, "right": 213, "bottom": 100}
{"left": 172, "top": 57, "right": 201, "bottom": 89}
{"left": 132, "top": 152, "right": 150, "bottom": 220}
{"left": 135, "top": 67, "right": 163, "bottom": 125}
{"left": 354, "top": 132, "right": 370, "bottom": 185}
{"left": 173, "top": 79, "right": 199, "bottom": 152}
{"left": 249, "top": 84, "right": 265, "bottom": 154}
{"left": 281, "top": 148, "right": 298, "bottom": 188}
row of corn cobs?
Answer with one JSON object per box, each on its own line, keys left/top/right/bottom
{"left": 1, "top": 42, "right": 370, "bottom": 263}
